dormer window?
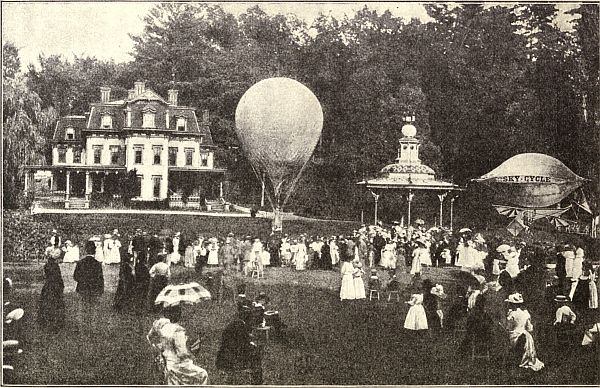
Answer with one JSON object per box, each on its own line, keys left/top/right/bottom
{"left": 65, "top": 127, "right": 75, "bottom": 140}
{"left": 142, "top": 107, "right": 156, "bottom": 128}
{"left": 176, "top": 117, "right": 187, "bottom": 131}
{"left": 101, "top": 114, "right": 113, "bottom": 129}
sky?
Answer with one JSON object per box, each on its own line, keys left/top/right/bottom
{"left": 2, "top": 2, "right": 581, "bottom": 71}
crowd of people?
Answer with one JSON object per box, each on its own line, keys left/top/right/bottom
{"left": 31, "top": 221, "right": 600, "bottom": 384}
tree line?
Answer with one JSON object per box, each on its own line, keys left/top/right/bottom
{"left": 3, "top": 3, "right": 599, "bottom": 222}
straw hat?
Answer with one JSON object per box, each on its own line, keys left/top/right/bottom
{"left": 554, "top": 295, "right": 570, "bottom": 303}
{"left": 505, "top": 293, "right": 524, "bottom": 304}
{"left": 431, "top": 284, "right": 446, "bottom": 298}
{"left": 563, "top": 251, "right": 575, "bottom": 259}
{"left": 496, "top": 244, "right": 511, "bottom": 253}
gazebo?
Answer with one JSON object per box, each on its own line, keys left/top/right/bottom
{"left": 357, "top": 120, "right": 464, "bottom": 228}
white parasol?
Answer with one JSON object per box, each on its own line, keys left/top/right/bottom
{"left": 154, "top": 282, "right": 211, "bottom": 307}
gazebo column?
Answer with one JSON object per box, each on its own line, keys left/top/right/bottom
{"left": 23, "top": 171, "right": 30, "bottom": 194}
{"left": 450, "top": 196, "right": 457, "bottom": 231}
{"left": 407, "top": 190, "right": 414, "bottom": 226}
{"left": 370, "top": 191, "right": 380, "bottom": 225}
{"left": 437, "top": 192, "right": 448, "bottom": 228}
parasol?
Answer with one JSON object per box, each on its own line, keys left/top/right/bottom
{"left": 458, "top": 228, "right": 472, "bottom": 234}
{"left": 155, "top": 282, "right": 211, "bottom": 307}
{"left": 415, "top": 219, "right": 425, "bottom": 225}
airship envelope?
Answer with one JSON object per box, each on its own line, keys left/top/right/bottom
{"left": 473, "top": 153, "right": 585, "bottom": 208}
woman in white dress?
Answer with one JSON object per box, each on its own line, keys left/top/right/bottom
{"left": 250, "top": 238, "right": 263, "bottom": 272}
{"left": 147, "top": 317, "right": 208, "bottom": 385}
{"left": 169, "top": 232, "right": 182, "bottom": 265}
{"left": 93, "top": 236, "right": 105, "bottom": 263}
{"left": 380, "top": 239, "right": 393, "bottom": 269}
{"left": 105, "top": 234, "right": 122, "bottom": 264}
{"left": 295, "top": 237, "right": 308, "bottom": 271}
{"left": 62, "top": 240, "right": 80, "bottom": 263}
{"left": 420, "top": 240, "right": 432, "bottom": 267}
{"left": 504, "top": 293, "right": 544, "bottom": 371}
{"left": 352, "top": 259, "right": 366, "bottom": 299}
{"left": 280, "top": 237, "right": 291, "bottom": 267}
{"left": 404, "top": 293, "right": 428, "bottom": 331}
{"left": 340, "top": 258, "right": 356, "bottom": 300}
{"left": 102, "top": 234, "right": 113, "bottom": 264}
{"left": 207, "top": 238, "right": 220, "bottom": 266}
{"left": 330, "top": 237, "right": 340, "bottom": 267}
{"left": 411, "top": 240, "right": 426, "bottom": 276}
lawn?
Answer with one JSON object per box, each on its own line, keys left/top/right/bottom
{"left": 4, "top": 261, "right": 599, "bottom": 385}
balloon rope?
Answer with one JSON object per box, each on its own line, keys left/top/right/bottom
{"left": 249, "top": 163, "right": 276, "bottom": 210}
{"left": 281, "top": 159, "right": 311, "bottom": 208}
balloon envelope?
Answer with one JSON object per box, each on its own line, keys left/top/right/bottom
{"left": 474, "top": 153, "right": 585, "bottom": 208}
{"left": 235, "top": 77, "right": 323, "bottom": 208}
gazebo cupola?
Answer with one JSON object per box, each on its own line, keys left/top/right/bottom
{"left": 378, "top": 122, "right": 436, "bottom": 183}
{"left": 357, "top": 117, "right": 464, "bottom": 227}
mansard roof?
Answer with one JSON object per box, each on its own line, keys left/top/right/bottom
{"left": 53, "top": 85, "right": 215, "bottom": 146}
{"left": 52, "top": 115, "right": 87, "bottom": 142}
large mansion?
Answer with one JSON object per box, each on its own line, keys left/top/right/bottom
{"left": 24, "top": 82, "right": 226, "bottom": 209}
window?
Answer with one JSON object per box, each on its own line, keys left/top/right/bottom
{"left": 168, "top": 147, "right": 178, "bottom": 166}
{"left": 134, "top": 146, "right": 143, "bottom": 164}
{"left": 101, "top": 114, "right": 113, "bottom": 129}
{"left": 185, "top": 148, "right": 194, "bottom": 166}
{"left": 152, "top": 176, "right": 161, "bottom": 198}
{"left": 126, "top": 109, "right": 132, "bottom": 127}
{"left": 65, "top": 127, "right": 75, "bottom": 140}
{"left": 73, "top": 148, "right": 81, "bottom": 164}
{"left": 176, "top": 117, "right": 187, "bottom": 131}
{"left": 200, "top": 152, "right": 209, "bottom": 167}
{"left": 153, "top": 146, "right": 162, "bottom": 165}
{"left": 199, "top": 136, "right": 204, "bottom": 144}
{"left": 143, "top": 111, "right": 155, "bottom": 128}
{"left": 136, "top": 176, "right": 143, "bottom": 197}
{"left": 93, "top": 146, "right": 102, "bottom": 164}
{"left": 58, "top": 148, "right": 66, "bottom": 163}
{"left": 110, "top": 146, "right": 121, "bottom": 165}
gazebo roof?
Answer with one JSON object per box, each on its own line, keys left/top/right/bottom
{"left": 357, "top": 175, "right": 463, "bottom": 191}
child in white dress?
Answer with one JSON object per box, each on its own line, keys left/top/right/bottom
{"left": 404, "top": 293, "right": 428, "bottom": 331}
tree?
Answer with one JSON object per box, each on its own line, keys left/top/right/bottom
{"left": 3, "top": 42, "right": 57, "bottom": 208}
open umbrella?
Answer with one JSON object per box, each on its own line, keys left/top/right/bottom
{"left": 458, "top": 228, "right": 472, "bottom": 234}
{"left": 155, "top": 282, "right": 211, "bottom": 307}
{"left": 415, "top": 219, "right": 425, "bottom": 225}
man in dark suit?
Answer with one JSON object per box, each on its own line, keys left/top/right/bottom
{"left": 74, "top": 240, "right": 104, "bottom": 332}
{"left": 372, "top": 232, "right": 386, "bottom": 266}
{"left": 216, "top": 301, "right": 263, "bottom": 384}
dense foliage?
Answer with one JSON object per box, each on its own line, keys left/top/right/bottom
{"left": 7, "top": 4, "right": 599, "bottom": 220}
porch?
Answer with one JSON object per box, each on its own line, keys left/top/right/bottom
{"left": 24, "top": 166, "right": 127, "bottom": 209}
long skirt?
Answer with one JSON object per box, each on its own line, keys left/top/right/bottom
{"left": 404, "top": 305, "right": 428, "bottom": 330}
{"left": 38, "top": 285, "right": 65, "bottom": 330}
{"left": 165, "top": 359, "right": 208, "bottom": 385}
{"left": 148, "top": 275, "right": 169, "bottom": 311}
{"left": 340, "top": 274, "right": 356, "bottom": 300}
{"left": 184, "top": 247, "right": 196, "bottom": 268}
{"left": 508, "top": 331, "right": 544, "bottom": 371}
{"left": 353, "top": 275, "right": 366, "bottom": 299}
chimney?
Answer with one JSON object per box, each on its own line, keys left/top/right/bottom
{"left": 168, "top": 89, "right": 178, "bottom": 106}
{"left": 127, "top": 89, "right": 136, "bottom": 100}
{"left": 100, "top": 87, "right": 111, "bottom": 103}
{"left": 202, "top": 109, "right": 210, "bottom": 124}
{"left": 134, "top": 81, "right": 145, "bottom": 96}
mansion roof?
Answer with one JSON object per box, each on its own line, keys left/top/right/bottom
{"left": 52, "top": 83, "right": 214, "bottom": 145}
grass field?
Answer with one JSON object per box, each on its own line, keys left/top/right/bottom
{"left": 4, "top": 260, "right": 599, "bottom": 385}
